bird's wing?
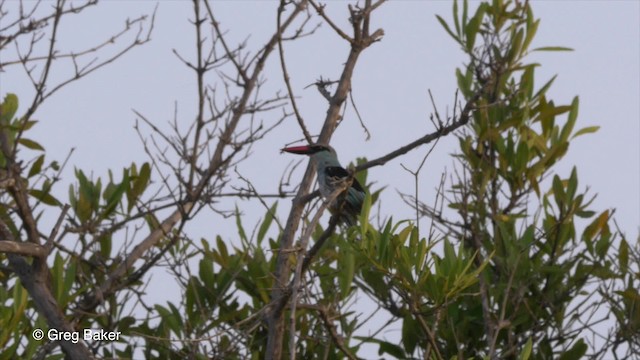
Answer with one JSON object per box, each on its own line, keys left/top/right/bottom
{"left": 325, "top": 166, "right": 365, "bottom": 193}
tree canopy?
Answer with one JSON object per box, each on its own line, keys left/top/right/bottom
{"left": 0, "top": 1, "right": 638, "bottom": 359}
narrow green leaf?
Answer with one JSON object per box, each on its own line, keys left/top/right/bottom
{"left": 558, "top": 338, "right": 587, "bottom": 360}
{"left": 617, "top": 288, "right": 640, "bottom": 302}
{"left": 532, "top": 46, "right": 574, "bottom": 52}
{"left": 533, "top": 75, "right": 557, "bottom": 99}
{"left": 508, "top": 29, "right": 524, "bottom": 62}
{"left": 21, "top": 120, "right": 38, "bottom": 131}
{"left": 339, "top": 249, "right": 355, "bottom": 299}
{"left": 235, "top": 206, "right": 247, "bottom": 243}
{"left": 29, "top": 189, "right": 61, "bottom": 206}
{"left": 522, "top": 18, "right": 540, "bottom": 53}
{"left": 401, "top": 315, "right": 419, "bottom": 354}
{"left": 28, "top": 155, "right": 45, "bottom": 178}
{"left": 453, "top": 0, "right": 461, "bottom": 35}
{"left": 456, "top": 68, "right": 469, "bottom": 96}
{"left": 462, "top": 0, "right": 468, "bottom": 30}
{"left": 8, "top": 283, "right": 27, "bottom": 333}
{"left": 576, "top": 210, "right": 595, "bottom": 218}
{"left": 53, "top": 253, "right": 64, "bottom": 303}
{"left": 572, "top": 125, "right": 599, "bottom": 139}
{"left": 129, "top": 162, "right": 151, "bottom": 212}
{"left": 436, "top": 15, "right": 459, "bottom": 42}
{"left": 359, "top": 191, "right": 372, "bottom": 234}
{"left": 257, "top": 202, "right": 278, "bottom": 244}
{"left": 521, "top": 65, "right": 535, "bottom": 100}
{"left": 100, "top": 234, "right": 112, "bottom": 259}
{"left": 464, "top": 13, "right": 481, "bottom": 50}
{"left": 376, "top": 340, "right": 406, "bottom": 358}
{"left": 619, "top": 239, "right": 629, "bottom": 272}
{"left": 102, "top": 180, "right": 127, "bottom": 219}
{"left": 560, "top": 97, "right": 579, "bottom": 143}
{"left": 216, "top": 236, "right": 229, "bottom": 263}
{"left": 0, "top": 93, "right": 18, "bottom": 124}
{"left": 18, "top": 138, "right": 44, "bottom": 151}
{"left": 199, "top": 258, "right": 215, "bottom": 287}
{"left": 155, "top": 304, "right": 181, "bottom": 336}
{"left": 518, "top": 338, "right": 533, "bottom": 360}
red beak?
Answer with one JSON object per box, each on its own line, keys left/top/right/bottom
{"left": 281, "top": 145, "right": 313, "bottom": 155}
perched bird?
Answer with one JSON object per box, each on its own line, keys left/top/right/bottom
{"left": 281, "top": 143, "right": 365, "bottom": 225}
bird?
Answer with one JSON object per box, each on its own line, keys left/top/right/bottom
{"left": 281, "top": 143, "right": 365, "bottom": 226}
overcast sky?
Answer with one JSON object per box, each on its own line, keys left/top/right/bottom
{"left": 2, "top": 0, "right": 639, "bottom": 356}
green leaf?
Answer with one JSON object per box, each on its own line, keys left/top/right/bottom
{"left": 29, "top": 189, "right": 61, "bottom": 206}
{"left": 521, "top": 65, "right": 535, "bottom": 99}
{"left": 7, "top": 282, "right": 27, "bottom": 338}
{"left": 18, "top": 138, "right": 44, "bottom": 151}
{"left": 235, "top": 206, "right": 247, "bottom": 243}
{"left": 456, "top": 68, "right": 470, "bottom": 97}
{"left": 100, "top": 234, "right": 112, "bottom": 259}
{"left": 522, "top": 18, "right": 540, "bottom": 53}
{"left": 464, "top": 11, "right": 481, "bottom": 50}
{"left": 359, "top": 191, "right": 372, "bottom": 234}
{"left": 28, "top": 155, "right": 45, "bottom": 178}
{"left": 534, "top": 75, "right": 557, "bottom": 99}
{"left": 576, "top": 210, "right": 595, "bottom": 218}
{"left": 453, "top": 0, "right": 461, "bottom": 35}
{"left": 617, "top": 288, "right": 640, "bottom": 302}
{"left": 436, "top": 15, "right": 459, "bottom": 42}
{"left": 619, "top": 239, "right": 629, "bottom": 272}
{"left": 128, "top": 162, "right": 151, "bottom": 212}
{"left": 199, "top": 258, "right": 215, "bottom": 288}
{"left": 108, "top": 170, "right": 129, "bottom": 208}
{"left": 257, "top": 202, "right": 278, "bottom": 244}
{"left": 401, "top": 315, "right": 420, "bottom": 354}
{"left": 558, "top": 338, "right": 587, "bottom": 360}
{"left": 377, "top": 340, "right": 406, "bottom": 358}
{"left": 0, "top": 93, "right": 18, "bottom": 124}
{"left": 518, "top": 338, "right": 533, "bottom": 360}
{"left": 117, "top": 316, "right": 136, "bottom": 333}
{"left": 21, "top": 120, "right": 38, "bottom": 131}
{"left": 508, "top": 29, "right": 524, "bottom": 62}
{"left": 155, "top": 304, "right": 181, "bottom": 336}
{"left": 572, "top": 125, "right": 599, "bottom": 139}
{"left": 552, "top": 175, "right": 564, "bottom": 204}
{"left": 532, "top": 46, "right": 574, "bottom": 52}
{"left": 339, "top": 247, "right": 355, "bottom": 299}
{"left": 102, "top": 179, "right": 128, "bottom": 219}
{"left": 216, "top": 236, "right": 229, "bottom": 264}
{"left": 52, "top": 253, "right": 65, "bottom": 304}
{"left": 583, "top": 210, "right": 609, "bottom": 241}
{"left": 566, "top": 167, "right": 578, "bottom": 201}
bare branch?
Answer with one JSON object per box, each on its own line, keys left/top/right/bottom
{"left": 278, "top": 0, "right": 313, "bottom": 144}
{"left": 355, "top": 91, "right": 481, "bottom": 172}
{"left": 308, "top": 0, "right": 352, "bottom": 43}
{"left": 0, "top": 221, "right": 94, "bottom": 359}
{"left": 267, "top": 2, "right": 386, "bottom": 357}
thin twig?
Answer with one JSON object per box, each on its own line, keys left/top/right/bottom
{"left": 278, "top": 0, "right": 313, "bottom": 144}
{"left": 45, "top": 204, "right": 70, "bottom": 253}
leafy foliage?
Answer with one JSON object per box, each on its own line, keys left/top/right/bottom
{"left": 0, "top": 1, "right": 637, "bottom": 360}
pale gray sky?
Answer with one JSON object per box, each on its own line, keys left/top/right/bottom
{"left": 2, "top": 0, "right": 639, "bottom": 357}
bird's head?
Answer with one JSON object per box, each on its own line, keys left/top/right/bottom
{"left": 281, "top": 143, "right": 340, "bottom": 168}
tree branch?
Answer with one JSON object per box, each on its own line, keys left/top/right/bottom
{"left": 355, "top": 91, "right": 480, "bottom": 173}
{"left": 266, "top": 2, "right": 385, "bottom": 358}
{"left": 0, "top": 222, "right": 94, "bottom": 359}
{"left": 0, "top": 240, "right": 46, "bottom": 257}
